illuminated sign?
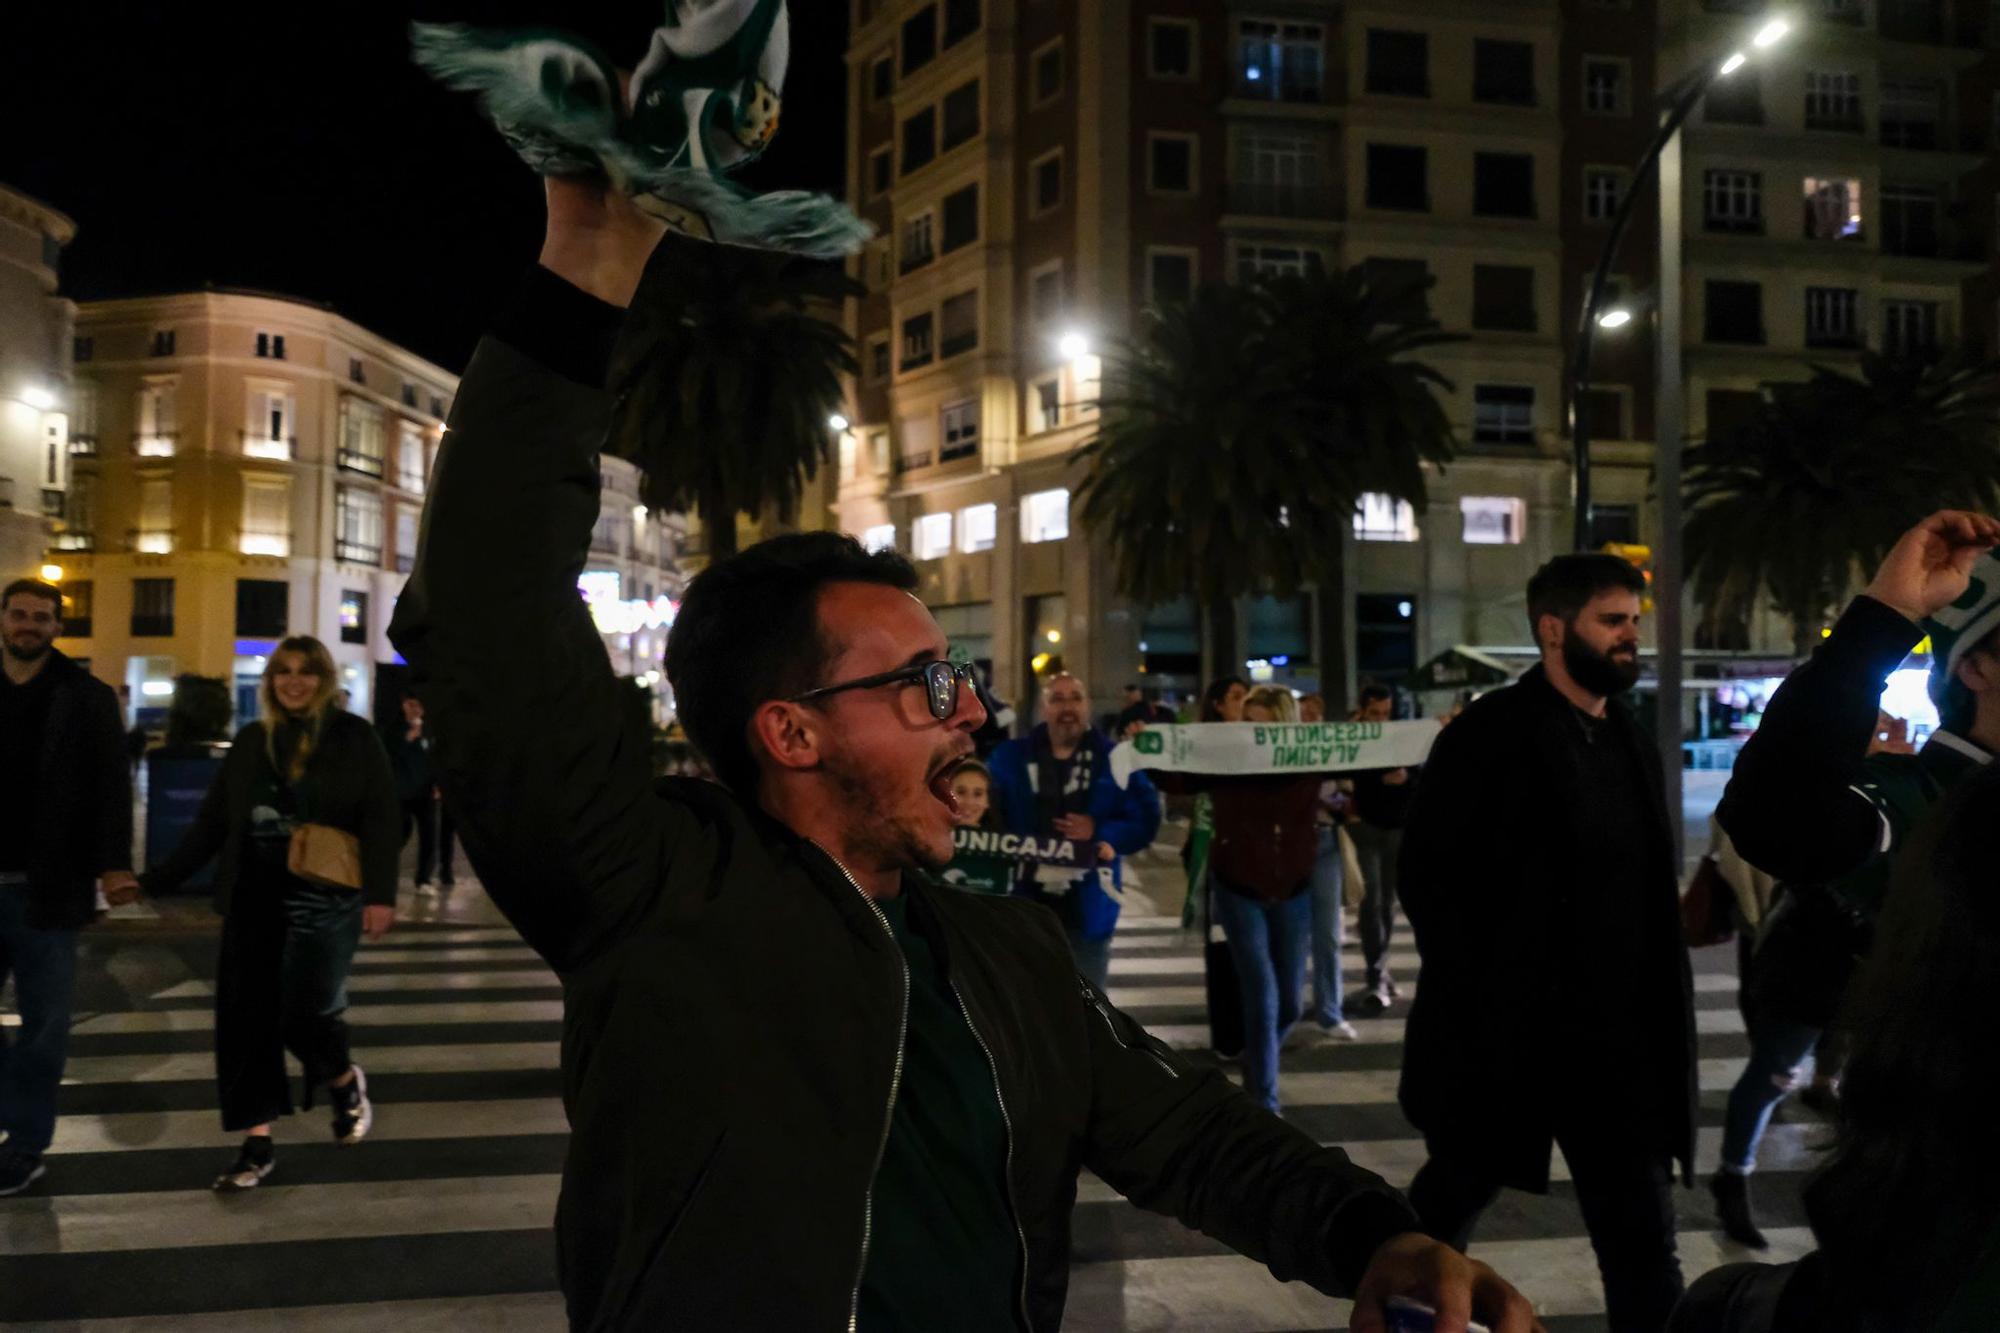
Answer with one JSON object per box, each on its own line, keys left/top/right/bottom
{"left": 578, "top": 572, "right": 678, "bottom": 636}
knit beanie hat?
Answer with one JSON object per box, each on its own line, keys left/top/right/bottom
{"left": 1924, "top": 552, "right": 2000, "bottom": 707}
{"left": 412, "top": 0, "right": 869, "bottom": 258}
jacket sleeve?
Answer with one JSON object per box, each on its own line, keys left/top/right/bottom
{"left": 88, "top": 680, "right": 134, "bottom": 876}
{"left": 989, "top": 742, "right": 1033, "bottom": 834}
{"left": 351, "top": 719, "right": 404, "bottom": 909}
{"left": 387, "top": 268, "right": 691, "bottom": 971}
{"left": 1716, "top": 596, "right": 1922, "bottom": 884}
{"left": 1093, "top": 767, "right": 1160, "bottom": 856}
{"left": 141, "top": 736, "right": 242, "bottom": 893}
{"left": 1080, "top": 980, "right": 1421, "bottom": 1296}
{"left": 1396, "top": 710, "right": 1512, "bottom": 973}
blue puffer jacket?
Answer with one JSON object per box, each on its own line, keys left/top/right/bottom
{"left": 988, "top": 724, "right": 1161, "bottom": 940}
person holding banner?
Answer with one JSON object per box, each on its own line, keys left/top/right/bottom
{"left": 988, "top": 673, "right": 1161, "bottom": 988}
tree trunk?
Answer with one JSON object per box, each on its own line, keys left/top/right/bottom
{"left": 1205, "top": 597, "right": 1239, "bottom": 687}
{"left": 702, "top": 489, "right": 739, "bottom": 561}
{"left": 1315, "top": 544, "right": 1351, "bottom": 715}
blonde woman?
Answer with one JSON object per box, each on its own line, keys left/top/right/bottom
{"left": 142, "top": 636, "right": 401, "bottom": 1189}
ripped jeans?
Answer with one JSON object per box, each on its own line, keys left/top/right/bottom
{"left": 1718, "top": 1017, "right": 1822, "bottom": 1173}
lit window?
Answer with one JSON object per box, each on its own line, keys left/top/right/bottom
{"left": 1803, "top": 176, "right": 1864, "bottom": 241}
{"left": 862, "top": 523, "right": 897, "bottom": 553}
{"left": 339, "top": 589, "right": 369, "bottom": 645}
{"left": 1021, "top": 488, "right": 1070, "bottom": 543}
{"left": 914, "top": 512, "right": 953, "bottom": 560}
{"left": 1354, "top": 492, "right": 1418, "bottom": 542}
{"left": 960, "top": 503, "right": 997, "bottom": 552}
{"left": 241, "top": 477, "right": 291, "bottom": 557}
{"left": 1473, "top": 384, "right": 1536, "bottom": 445}
{"left": 1460, "top": 496, "right": 1526, "bottom": 545}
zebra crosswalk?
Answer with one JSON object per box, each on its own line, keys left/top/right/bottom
{"left": 2, "top": 893, "right": 1820, "bottom": 1331}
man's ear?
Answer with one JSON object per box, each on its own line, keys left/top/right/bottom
{"left": 1956, "top": 649, "right": 2000, "bottom": 697}
{"left": 749, "top": 700, "right": 824, "bottom": 775}
{"left": 1534, "top": 612, "right": 1563, "bottom": 654}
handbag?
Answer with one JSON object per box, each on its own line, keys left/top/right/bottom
{"left": 1680, "top": 855, "right": 1736, "bottom": 948}
{"left": 288, "top": 822, "right": 364, "bottom": 892}
{"left": 1338, "top": 826, "right": 1367, "bottom": 909}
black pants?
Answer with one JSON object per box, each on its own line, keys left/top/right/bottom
{"left": 438, "top": 801, "right": 457, "bottom": 884}
{"left": 214, "top": 881, "right": 363, "bottom": 1132}
{"left": 402, "top": 792, "right": 438, "bottom": 885}
{"left": 1410, "top": 1127, "right": 1684, "bottom": 1333}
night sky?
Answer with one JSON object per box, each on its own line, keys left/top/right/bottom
{"left": 0, "top": 3, "right": 850, "bottom": 373}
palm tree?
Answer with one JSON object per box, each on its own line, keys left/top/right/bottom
{"left": 608, "top": 235, "right": 859, "bottom": 561}
{"left": 1074, "top": 266, "right": 1460, "bottom": 707}
{"left": 1684, "top": 352, "right": 2000, "bottom": 656}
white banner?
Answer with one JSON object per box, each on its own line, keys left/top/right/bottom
{"left": 1110, "top": 720, "right": 1441, "bottom": 788}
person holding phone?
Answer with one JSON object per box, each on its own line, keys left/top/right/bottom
{"left": 143, "top": 635, "right": 400, "bottom": 1190}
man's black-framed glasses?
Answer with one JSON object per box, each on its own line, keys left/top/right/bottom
{"left": 789, "top": 659, "right": 976, "bottom": 721}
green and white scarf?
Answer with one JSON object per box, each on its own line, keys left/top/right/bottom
{"left": 412, "top": 0, "right": 870, "bottom": 257}
{"left": 1112, "top": 720, "right": 1440, "bottom": 789}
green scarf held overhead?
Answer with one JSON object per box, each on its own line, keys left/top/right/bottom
{"left": 412, "top": 0, "right": 871, "bottom": 258}
{"left": 1112, "top": 719, "right": 1441, "bottom": 789}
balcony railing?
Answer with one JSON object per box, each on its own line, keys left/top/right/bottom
{"left": 335, "top": 538, "right": 382, "bottom": 565}
{"left": 128, "top": 527, "right": 174, "bottom": 554}
{"left": 1226, "top": 181, "right": 1341, "bottom": 220}
{"left": 67, "top": 434, "right": 98, "bottom": 457}
{"left": 239, "top": 532, "right": 292, "bottom": 557}
{"left": 51, "top": 532, "right": 94, "bottom": 552}
{"left": 336, "top": 447, "right": 385, "bottom": 477}
{"left": 240, "top": 430, "right": 296, "bottom": 461}
{"left": 133, "top": 431, "right": 177, "bottom": 457}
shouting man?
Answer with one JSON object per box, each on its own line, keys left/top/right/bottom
{"left": 1398, "top": 554, "right": 1696, "bottom": 1332}
{"left": 388, "top": 175, "right": 1537, "bottom": 1333}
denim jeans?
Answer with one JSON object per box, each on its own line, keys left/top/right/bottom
{"left": 1348, "top": 823, "right": 1403, "bottom": 988}
{"left": 0, "top": 883, "right": 80, "bottom": 1156}
{"left": 1211, "top": 879, "right": 1312, "bottom": 1113}
{"left": 1719, "top": 1016, "right": 1823, "bottom": 1173}
{"left": 1307, "top": 827, "right": 1345, "bottom": 1026}
{"left": 1066, "top": 924, "right": 1112, "bottom": 993}
{"left": 215, "top": 882, "right": 364, "bottom": 1131}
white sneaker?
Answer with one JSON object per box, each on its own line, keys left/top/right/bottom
{"left": 415, "top": 881, "right": 438, "bottom": 899}
{"left": 1322, "top": 1020, "right": 1359, "bottom": 1041}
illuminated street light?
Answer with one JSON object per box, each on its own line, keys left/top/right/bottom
{"left": 1752, "top": 17, "right": 1789, "bottom": 47}
{"left": 1717, "top": 51, "right": 1746, "bottom": 75}
{"left": 827, "top": 412, "right": 850, "bottom": 432}
{"left": 1597, "top": 307, "right": 1634, "bottom": 330}
{"left": 39, "top": 564, "right": 62, "bottom": 582}
{"left": 20, "top": 385, "right": 55, "bottom": 410}
{"left": 1057, "top": 330, "right": 1089, "bottom": 360}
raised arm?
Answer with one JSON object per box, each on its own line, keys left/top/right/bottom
{"left": 387, "top": 178, "right": 683, "bottom": 972}
{"left": 1718, "top": 510, "right": 2000, "bottom": 884}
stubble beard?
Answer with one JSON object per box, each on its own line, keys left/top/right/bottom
{"left": 1563, "top": 634, "right": 1640, "bottom": 697}
{"left": 825, "top": 751, "right": 952, "bottom": 875}
{"left": 4, "top": 635, "right": 51, "bottom": 664}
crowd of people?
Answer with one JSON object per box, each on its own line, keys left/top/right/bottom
{"left": 7, "top": 164, "right": 2000, "bottom": 1333}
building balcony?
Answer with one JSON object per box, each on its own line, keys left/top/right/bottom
{"left": 1225, "top": 181, "right": 1341, "bottom": 220}
{"left": 128, "top": 528, "right": 174, "bottom": 555}
{"left": 50, "top": 531, "right": 94, "bottom": 553}
{"left": 67, "top": 434, "right": 98, "bottom": 457}
{"left": 336, "top": 448, "right": 385, "bottom": 478}
{"left": 240, "top": 532, "right": 292, "bottom": 557}
{"left": 134, "top": 431, "right": 177, "bottom": 458}
{"left": 335, "top": 539, "right": 381, "bottom": 565}
{"left": 241, "top": 430, "right": 296, "bottom": 461}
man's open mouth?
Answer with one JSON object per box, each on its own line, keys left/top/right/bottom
{"left": 926, "top": 752, "right": 969, "bottom": 815}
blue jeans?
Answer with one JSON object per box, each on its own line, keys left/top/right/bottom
{"left": 1308, "top": 827, "right": 1345, "bottom": 1026}
{"left": 1212, "top": 879, "right": 1312, "bottom": 1113}
{"left": 1719, "top": 1016, "right": 1822, "bottom": 1173}
{"left": 1066, "top": 924, "right": 1112, "bottom": 993}
{"left": 0, "top": 885, "right": 80, "bottom": 1157}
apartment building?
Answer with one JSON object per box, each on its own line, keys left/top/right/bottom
{"left": 55, "top": 290, "right": 685, "bottom": 727}
{"left": 837, "top": 0, "right": 1997, "bottom": 703}
{"left": 0, "top": 184, "right": 76, "bottom": 583}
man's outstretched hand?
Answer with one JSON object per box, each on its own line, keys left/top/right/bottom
{"left": 1350, "top": 1232, "right": 1541, "bottom": 1333}
{"left": 539, "top": 175, "right": 667, "bottom": 310}
{"left": 1863, "top": 510, "right": 2000, "bottom": 624}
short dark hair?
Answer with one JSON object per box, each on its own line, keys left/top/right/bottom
{"left": 1524, "top": 554, "right": 1646, "bottom": 639}
{"left": 1, "top": 579, "right": 63, "bottom": 617}
{"left": 1357, "top": 683, "right": 1393, "bottom": 708}
{"left": 664, "top": 531, "right": 920, "bottom": 795}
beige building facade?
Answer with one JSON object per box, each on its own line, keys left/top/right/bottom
{"left": 0, "top": 185, "right": 77, "bottom": 585}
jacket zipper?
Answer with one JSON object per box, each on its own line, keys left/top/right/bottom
{"left": 827, "top": 856, "right": 910, "bottom": 1333}
{"left": 947, "top": 976, "right": 1034, "bottom": 1332}
{"left": 1086, "top": 982, "right": 1179, "bottom": 1081}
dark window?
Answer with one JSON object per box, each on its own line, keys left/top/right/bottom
{"left": 1472, "top": 264, "right": 1536, "bottom": 331}
{"left": 1362, "top": 257, "right": 1431, "bottom": 323}
{"left": 1879, "top": 0, "right": 1942, "bottom": 42}
{"left": 902, "top": 312, "right": 935, "bottom": 370}
{"left": 347, "top": 357, "right": 364, "bottom": 384}
{"left": 1473, "top": 39, "right": 1535, "bottom": 105}
{"left": 150, "top": 330, "right": 176, "bottom": 357}
{"left": 1150, "top": 136, "right": 1194, "bottom": 192}
{"left": 870, "top": 337, "right": 892, "bottom": 380}
{"left": 255, "top": 332, "right": 286, "bottom": 359}
{"left": 63, "top": 580, "right": 93, "bottom": 638}
{"left": 870, "top": 146, "right": 893, "bottom": 197}
{"left": 1589, "top": 504, "right": 1639, "bottom": 546}
{"left": 1881, "top": 185, "right": 1939, "bottom": 256}
{"left": 1804, "top": 70, "right": 1863, "bottom": 132}
{"left": 940, "top": 291, "right": 978, "bottom": 358}
{"left": 940, "top": 81, "right": 980, "bottom": 152}
{"left": 1805, "top": 286, "right": 1861, "bottom": 348}
{"left": 1472, "top": 385, "right": 1536, "bottom": 444}
{"left": 1704, "top": 70, "right": 1764, "bottom": 124}
{"left": 902, "top": 5, "right": 937, "bottom": 74}
{"left": 1355, "top": 593, "right": 1418, "bottom": 675}
{"left": 235, "top": 579, "right": 289, "bottom": 638}
{"left": 1705, "top": 389, "right": 1764, "bottom": 440}
{"left": 943, "top": 0, "right": 979, "bottom": 47}
{"left": 1365, "top": 29, "right": 1429, "bottom": 97}
{"left": 1578, "top": 387, "right": 1624, "bottom": 440}
{"left": 430, "top": 394, "right": 446, "bottom": 418}
{"left": 1365, "top": 144, "right": 1428, "bottom": 211}
{"left": 1883, "top": 300, "right": 1939, "bottom": 357}
{"left": 1033, "top": 153, "right": 1063, "bottom": 212}
{"left": 1702, "top": 169, "right": 1763, "bottom": 232}
{"left": 940, "top": 399, "right": 980, "bottom": 460}
{"left": 1704, "top": 280, "right": 1765, "bottom": 344}
{"left": 340, "top": 589, "right": 369, "bottom": 645}
{"left": 1033, "top": 42, "right": 1063, "bottom": 102}
{"left": 400, "top": 382, "right": 418, "bottom": 408}
{"left": 871, "top": 53, "right": 893, "bottom": 102}
{"left": 1149, "top": 21, "right": 1193, "bottom": 78}
{"left": 131, "top": 577, "right": 175, "bottom": 637}
{"left": 1582, "top": 58, "right": 1626, "bottom": 114}
{"left": 73, "top": 336, "right": 94, "bottom": 362}
{"left": 941, "top": 184, "right": 979, "bottom": 252}
{"left": 902, "top": 107, "right": 937, "bottom": 174}
{"left": 1879, "top": 78, "right": 1940, "bottom": 148}
{"left": 1149, "top": 251, "right": 1195, "bottom": 304}
{"left": 1473, "top": 152, "right": 1536, "bottom": 217}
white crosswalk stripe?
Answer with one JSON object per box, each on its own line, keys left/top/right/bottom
{"left": 5, "top": 889, "right": 1814, "bottom": 1331}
